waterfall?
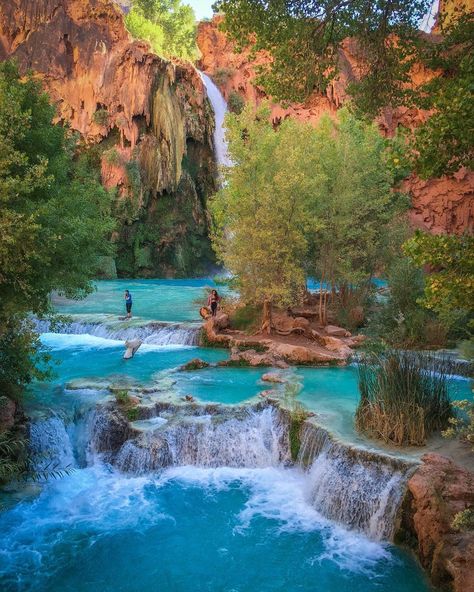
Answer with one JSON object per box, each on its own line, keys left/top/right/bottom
{"left": 34, "top": 317, "right": 201, "bottom": 346}
{"left": 27, "top": 400, "right": 415, "bottom": 543}
{"left": 29, "top": 417, "right": 76, "bottom": 472}
{"left": 199, "top": 71, "right": 232, "bottom": 167}
{"left": 297, "top": 422, "right": 417, "bottom": 540}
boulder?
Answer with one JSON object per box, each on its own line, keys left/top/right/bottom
{"left": 401, "top": 453, "right": 474, "bottom": 592}
{"left": 322, "top": 336, "right": 353, "bottom": 357}
{"left": 293, "top": 316, "right": 310, "bottom": 330}
{"left": 213, "top": 312, "right": 230, "bottom": 330}
{"left": 180, "top": 358, "right": 210, "bottom": 371}
{"left": 269, "top": 342, "right": 349, "bottom": 364}
{"left": 123, "top": 338, "right": 142, "bottom": 359}
{"left": 325, "top": 325, "right": 351, "bottom": 338}
{"left": 261, "top": 373, "right": 287, "bottom": 383}
{"left": 199, "top": 306, "right": 211, "bottom": 320}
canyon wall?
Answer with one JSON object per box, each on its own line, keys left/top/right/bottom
{"left": 0, "top": 0, "right": 217, "bottom": 277}
{"left": 197, "top": 16, "right": 473, "bottom": 235}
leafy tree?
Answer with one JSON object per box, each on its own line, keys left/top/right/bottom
{"left": 211, "top": 105, "right": 402, "bottom": 329}
{"left": 306, "top": 110, "right": 405, "bottom": 324}
{"left": 215, "top": 1, "right": 473, "bottom": 177}
{"left": 403, "top": 231, "right": 474, "bottom": 333}
{"left": 0, "top": 61, "right": 114, "bottom": 399}
{"left": 125, "top": 0, "right": 199, "bottom": 61}
{"left": 210, "top": 104, "right": 314, "bottom": 331}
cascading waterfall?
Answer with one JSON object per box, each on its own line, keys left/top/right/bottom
{"left": 199, "top": 71, "right": 232, "bottom": 167}
{"left": 114, "top": 406, "right": 289, "bottom": 473}
{"left": 34, "top": 317, "right": 201, "bottom": 346}
{"left": 297, "top": 421, "right": 417, "bottom": 540}
{"left": 25, "top": 400, "right": 415, "bottom": 543}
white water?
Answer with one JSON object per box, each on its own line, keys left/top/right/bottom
{"left": 199, "top": 71, "right": 232, "bottom": 167}
{"left": 26, "top": 402, "right": 415, "bottom": 542}
{"left": 35, "top": 318, "right": 201, "bottom": 346}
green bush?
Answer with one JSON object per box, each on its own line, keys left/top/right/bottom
{"left": 356, "top": 351, "right": 453, "bottom": 446}
{"left": 92, "top": 108, "right": 109, "bottom": 126}
{"left": 228, "top": 91, "right": 245, "bottom": 114}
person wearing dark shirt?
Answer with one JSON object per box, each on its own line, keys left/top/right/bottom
{"left": 124, "top": 290, "right": 132, "bottom": 318}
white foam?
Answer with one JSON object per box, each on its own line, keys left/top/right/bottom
{"left": 40, "top": 332, "right": 194, "bottom": 353}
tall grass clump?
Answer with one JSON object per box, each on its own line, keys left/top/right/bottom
{"left": 355, "top": 351, "right": 453, "bottom": 446}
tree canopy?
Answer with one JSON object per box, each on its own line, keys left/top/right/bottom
{"left": 215, "top": 0, "right": 474, "bottom": 177}
{"left": 0, "top": 61, "right": 114, "bottom": 397}
{"left": 210, "top": 104, "right": 404, "bottom": 325}
{"left": 125, "top": 0, "right": 199, "bottom": 61}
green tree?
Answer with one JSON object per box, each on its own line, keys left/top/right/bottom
{"left": 210, "top": 104, "right": 315, "bottom": 331}
{"left": 403, "top": 231, "right": 474, "bottom": 331}
{"left": 215, "top": 1, "right": 473, "bottom": 177}
{"left": 307, "top": 111, "right": 405, "bottom": 324}
{"left": 0, "top": 61, "right": 114, "bottom": 399}
{"left": 125, "top": 0, "right": 199, "bottom": 61}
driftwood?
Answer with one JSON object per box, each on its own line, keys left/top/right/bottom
{"left": 275, "top": 327, "right": 305, "bottom": 336}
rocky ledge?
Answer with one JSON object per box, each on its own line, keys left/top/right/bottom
{"left": 397, "top": 453, "right": 474, "bottom": 592}
{"left": 202, "top": 311, "right": 365, "bottom": 366}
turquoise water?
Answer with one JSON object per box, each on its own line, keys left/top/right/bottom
{"left": 52, "top": 278, "right": 226, "bottom": 322}
{"left": 0, "top": 279, "right": 444, "bottom": 591}
{"left": 0, "top": 466, "right": 431, "bottom": 592}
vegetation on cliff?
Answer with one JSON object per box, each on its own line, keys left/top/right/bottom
{"left": 216, "top": 0, "right": 474, "bottom": 178}
{"left": 125, "top": 0, "right": 199, "bottom": 61}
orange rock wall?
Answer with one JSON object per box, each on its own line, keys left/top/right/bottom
{"left": 197, "top": 17, "right": 473, "bottom": 235}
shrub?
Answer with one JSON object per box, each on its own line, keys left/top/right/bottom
{"left": 227, "top": 91, "right": 245, "bottom": 114}
{"left": 231, "top": 304, "right": 262, "bottom": 333}
{"left": 452, "top": 509, "right": 474, "bottom": 532}
{"left": 114, "top": 390, "right": 131, "bottom": 405}
{"left": 442, "top": 391, "right": 474, "bottom": 451}
{"left": 282, "top": 382, "right": 311, "bottom": 460}
{"left": 92, "top": 108, "right": 109, "bottom": 126}
{"left": 213, "top": 67, "right": 234, "bottom": 86}
{"left": 355, "top": 351, "right": 453, "bottom": 446}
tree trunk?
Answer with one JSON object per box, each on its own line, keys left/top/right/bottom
{"left": 261, "top": 298, "right": 273, "bottom": 335}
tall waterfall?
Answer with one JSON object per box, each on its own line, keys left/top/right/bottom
{"left": 199, "top": 71, "right": 232, "bottom": 167}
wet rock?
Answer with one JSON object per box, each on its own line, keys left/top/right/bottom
{"left": 124, "top": 338, "right": 142, "bottom": 359}
{"left": 401, "top": 453, "right": 474, "bottom": 592}
{"left": 91, "top": 407, "right": 134, "bottom": 454}
{"left": 180, "top": 358, "right": 210, "bottom": 371}
{"left": 261, "top": 373, "right": 287, "bottom": 383}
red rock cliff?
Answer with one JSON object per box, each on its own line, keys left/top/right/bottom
{"left": 0, "top": 0, "right": 217, "bottom": 276}
{"left": 197, "top": 16, "right": 473, "bottom": 235}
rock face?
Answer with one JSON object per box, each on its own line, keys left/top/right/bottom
{"left": 197, "top": 17, "right": 473, "bottom": 235}
{"left": 0, "top": 0, "right": 217, "bottom": 276}
{"left": 398, "top": 453, "right": 474, "bottom": 592}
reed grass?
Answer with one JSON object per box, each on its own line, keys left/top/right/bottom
{"left": 355, "top": 351, "right": 453, "bottom": 446}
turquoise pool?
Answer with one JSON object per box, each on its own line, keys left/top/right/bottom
{"left": 52, "top": 278, "right": 228, "bottom": 322}
{"left": 0, "top": 465, "right": 431, "bottom": 592}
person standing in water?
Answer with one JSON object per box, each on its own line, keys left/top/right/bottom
{"left": 124, "top": 290, "right": 132, "bottom": 318}
{"left": 207, "top": 289, "right": 220, "bottom": 317}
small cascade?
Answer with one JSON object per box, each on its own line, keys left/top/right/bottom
{"left": 29, "top": 417, "right": 76, "bottom": 472}
{"left": 199, "top": 71, "right": 232, "bottom": 167}
{"left": 297, "top": 422, "right": 417, "bottom": 540}
{"left": 91, "top": 404, "right": 290, "bottom": 474}
{"left": 34, "top": 317, "right": 201, "bottom": 346}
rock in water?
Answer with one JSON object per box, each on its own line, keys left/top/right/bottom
{"left": 123, "top": 339, "right": 142, "bottom": 359}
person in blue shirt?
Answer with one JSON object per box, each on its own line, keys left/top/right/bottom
{"left": 124, "top": 290, "right": 132, "bottom": 318}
